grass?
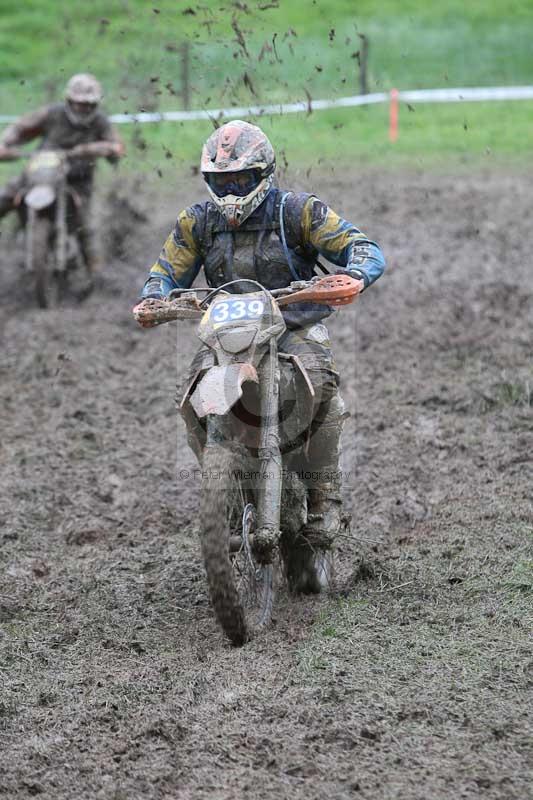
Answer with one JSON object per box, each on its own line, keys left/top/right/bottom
{"left": 2, "top": 0, "right": 533, "bottom": 106}
{"left": 3, "top": 98, "right": 528, "bottom": 185}
{"left": 298, "top": 521, "right": 532, "bottom": 702}
{"left": 102, "top": 98, "right": 533, "bottom": 177}
{"left": 1, "top": 0, "right": 533, "bottom": 171}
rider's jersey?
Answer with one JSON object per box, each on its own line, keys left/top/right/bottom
{"left": 0, "top": 103, "right": 122, "bottom": 183}
{"left": 142, "top": 188, "right": 385, "bottom": 327}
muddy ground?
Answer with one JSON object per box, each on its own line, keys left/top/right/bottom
{"left": 0, "top": 169, "right": 531, "bottom": 799}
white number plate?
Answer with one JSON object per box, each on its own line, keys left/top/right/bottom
{"left": 210, "top": 297, "right": 265, "bottom": 324}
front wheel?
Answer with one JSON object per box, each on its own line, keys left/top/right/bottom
{"left": 199, "top": 444, "right": 274, "bottom": 645}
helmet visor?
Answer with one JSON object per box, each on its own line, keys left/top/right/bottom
{"left": 204, "top": 169, "right": 261, "bottom": 198}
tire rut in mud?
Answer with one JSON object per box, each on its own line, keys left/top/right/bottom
{"left": 0, "top": 170, "right": 531, "bottom": 800}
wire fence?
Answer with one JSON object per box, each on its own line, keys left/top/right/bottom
{"left": 1, "top": 85, "right": 532, "bottom": 126}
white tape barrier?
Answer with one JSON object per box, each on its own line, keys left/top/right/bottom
{"left": 108, "top": 92, "right": 389, "bottom": 123}
{"left": 0, "top": 86, "right": 532, "bottom": 125}
{"left": 399, "top": 86, "right": 533, "bottom": 103}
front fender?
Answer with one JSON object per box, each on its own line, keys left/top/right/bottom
{"left": 189, "top": 363, "right": 258, "bottom": 418}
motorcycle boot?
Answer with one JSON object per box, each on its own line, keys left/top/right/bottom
{"left": 76, "top": 198, "right": 103, "bottom": 298}
{"left": 76, "top": 257, "right": 102, "bottom": 300}
{"left": 285, "top": 478, "right": 341, "bottom": 594}
{"left": 305, "top": 474, "right": 343, "bottom": 549}
{"left": 0, "top": 175, "right": 24, "bottom": 219}
{"left": 286, "top": 393, "right": 346, "bottom": 594}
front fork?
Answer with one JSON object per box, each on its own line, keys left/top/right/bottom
{"left": 25, "top": 207, "right": 36, "bottom": 273}
{"left": 205, "top": 340, "right": 283, "bottom": 562}
{"left": 255, "top": 340, "right": 283, "bottom": 559}
{"left": 55, "top": 183, "right": 67, "bottom": 273}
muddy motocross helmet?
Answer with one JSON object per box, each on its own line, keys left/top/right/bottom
{"left": 65, "top": 73, "right": 103, "bottom": 127}
{"left": 201, "top": 120, "right": 275, "bottom": 228}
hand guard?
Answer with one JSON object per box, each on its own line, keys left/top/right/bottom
{"left": 133, "top": 299, "right": 161, "bottom": 328}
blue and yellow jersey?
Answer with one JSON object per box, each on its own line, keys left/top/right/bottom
{"left": 141, "top": 189, "right": 385, "bottom": 298}
{"left": 299, "top": 196, "right": 385, "bottom": 285}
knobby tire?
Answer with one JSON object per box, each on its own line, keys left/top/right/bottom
{"left": 199, "top": 444, "right": 273, "bottom": 646}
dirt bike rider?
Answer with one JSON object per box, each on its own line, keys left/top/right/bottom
{"left": 139, "top": 120, "right": 385, "bottom": 592}
{"left": 0, "top": 73, "right": 124, "bottom": 289}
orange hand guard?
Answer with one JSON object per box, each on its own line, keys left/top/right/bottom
{"left": 276, "top": 274, "right": 364, "bottom": 307}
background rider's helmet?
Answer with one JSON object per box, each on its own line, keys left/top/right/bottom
{"left": 201, "top": 120, "right": 276, "bottom": 227}
{"left": 64, "top": 74, "right": 103, "bottom": 127}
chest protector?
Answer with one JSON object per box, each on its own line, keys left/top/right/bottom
{"left": 200, "top": 189, "right": 332, "bottom": 328}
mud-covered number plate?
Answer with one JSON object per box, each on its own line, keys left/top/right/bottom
{"left": 211, "top": 298, "right": 265, "bottom": 323}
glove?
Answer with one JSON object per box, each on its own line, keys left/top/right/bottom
{"left": 140, "top": 276, "right": 167, "bottom": 301}
{"left": 0, "top": 145, "right": 23, "bottom": 161}
{"left": 335, "top": 267, "right": 368, "bottom": 289}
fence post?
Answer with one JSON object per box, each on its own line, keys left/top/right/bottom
{"left": 389, "top": 88, "right": 399, "bottom": 142}
{"left": 181, "top": 41, "right": 190, "bottom": 110}
{"left": 358, "top": 34, "right": 369, "bottom": 95}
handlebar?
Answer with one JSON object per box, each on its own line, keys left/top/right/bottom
{"left": 133, "top": 275, "right": 363, "bottom": 329}
{"left": 0, "top": 144, "right": 118, "bottom": 165}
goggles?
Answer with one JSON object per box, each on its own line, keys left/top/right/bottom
{"left": 204, "top": 169, "right": 261, "bottom": 198}
{"left": 67, "top": 100, "right": 98, "bottom": 116}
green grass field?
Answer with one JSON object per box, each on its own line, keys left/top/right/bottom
{"left": 1, "top": 0, "right": 532, "bottom": 170}
{"left": 114, "top": 99, "right": 532, "bottom": 179}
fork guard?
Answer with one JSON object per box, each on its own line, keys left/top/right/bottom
{"left": 189, "top": 363, "right": 259, "bottom": 418}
